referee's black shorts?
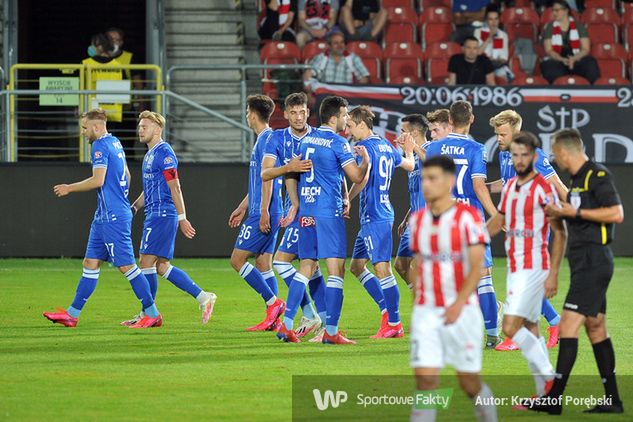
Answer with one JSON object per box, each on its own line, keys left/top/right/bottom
{"left": 564, "top": 244, "right": 614, "bottom": 317}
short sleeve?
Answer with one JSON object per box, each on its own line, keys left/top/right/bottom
{"left": 264, "top": 133, "right": 281, "bottom": 161}
{"left": 592, "top": 169, "right": 622, "bottom": 207}
{"left": 335, "top": 139, "right": 355, "bottom": 168}
{"left": 392, "top": 147, "right": 403, "bottom": 168}
{"left": 535, "top": 151, "right": 556, "bottom": 179}
{"left": 482, "top": 56, "right": 495, "bottom": 75}
{"left": 91, "top": 143, "right": 108, "bottom": 169}
{"left": 158, "top": 148, "right": 178, "bottom": 171}
{"left": 464, "top": 209, "right": 490, "bottom": 246}
{"left": 540, "top": 181, "right": 560, "bottom": 208}
{"left": 470, "top": 144, "right": 487, "bottom": 180}
{"left": 448, "top": 55, "right": 460, "bottom": 73}
{"left": 576, "top": 21, "right": 589, "bottom": 38}
{"left": 542, "top": 22, "right": 553, "bottom": 40}
{"left": 498, "top": 182, "right": 510, "bottom": 214}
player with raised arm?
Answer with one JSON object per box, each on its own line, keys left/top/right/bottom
{"left": 276, "top": 95, "right": 369, "bottom": 344}
{"left": 487, "top": 132, "right": 566, "bottom": 398}
{"left": 347, "top": 106, "right": 415, "bottom": 339}
{"left": 119, "top": 111, "right": 217, "bottom": 327}
{"left": 394, "top": 114, "right": 430, "bottom": 293}
{"left": 43, "top": 109, "right": 161, "bottom": 328}
{"left": 260, "top": 92, "right": 325, "bottom": 338}
{"left": 425, "top": 101, "right": 502, "bottom": 348}
{"left": 488, "top": 110, "right": 567, "bottom": 351}
{"left": 409, "top": 155, "right": 497, "bottom": 422}
{"left": 228, "top": 94, "right": 286, "bottom": 331}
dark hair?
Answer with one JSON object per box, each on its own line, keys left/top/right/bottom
{"left": 462, "top": 36, "right": 479, "bottom": 46}
{"left": 91, "top": 33, "right": 113, "bottom": 52}
{"left": 327, "top": 29, "right": 345, "bottom": 43}
{"left": 426, "top": 109, "right": 450, "bottom": 125}
{"left": 247, "top": 94, "right": 275, "bottom": 123}
{"left": 449, "top": 100, "right": 473, "bottom": 128}
{"left": 284, "top": 92, "right": 308, "bottom": 109}
{"left": 424, "top": 155, "right": 456, "bottom": 174}
{"left": 319, "top": 96, "right": 348, "bottom": 125}
{"left": 551, "top": 0, "right": 571, "bottom": 11}
{"left": 402, "top": 114, "right": 429, "bottom": 136}
{"left": 106, "top": 27, "right": 125, "bottom": 39}
{"left": 511, "top": 131, "right": 540, "bottom": 153}
{"left": 485, "top": 4, "right": 500, "bottom": 18}
{"left": 349, "top": 105, "right": 375, "bottom": 129}
{"left": 552, "top": 128, "right": 583, "bottom": 151}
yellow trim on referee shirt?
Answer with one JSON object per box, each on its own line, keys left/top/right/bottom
{"left": 601, "top": 223, "right": 607, "bottom": 245}
{"left": 584, "top": 170, "right": 593, "bottom": 191}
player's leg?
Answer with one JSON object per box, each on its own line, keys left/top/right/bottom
{"left": 456, "top": 373, "right": 497, "bottom": 422}
{"left": 478, "top": 248, "right": 500, "bottom": 347}
{"left": 273, "top": 249, "right": 316, "bottom": 320}
{"left": 120, "top": 253, "right": 159, "bottom": 326}
{"left": 277, "top": 258, "right": 317, "bottom": 342}
{"left": 306, "top": 265, "right": 327, "bottom": 337}
{"left": 350, "top": 230, "right": 386, "bottom": 315}
{"left": 256, "top": 251, "right": 279, "bottom": 300}
{"left": 394, "top": 226, "right": 415, "bottom": 290}
{"left": 371, "top": 222, "right": 402, "bottom": 338}
{"left": 541, "top": 298, "right": 560, "bottom": 349}
{"left": 322, "top": 256, "right": 353, "bottom": 344}
{"left": 411, "top": 368, "right": 441, "bottom": 422}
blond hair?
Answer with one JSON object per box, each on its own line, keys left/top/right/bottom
{"left": 138, "top": 110, "right": 166, "bottom": 128}
{"left": 82, "top": 108, "right": 107, "bottom": 122}
{"left": 489, "top": 110, "right": 522, "bottom": 132}
{"left": 425, "top": 109, "right": 450, "bottom": 125}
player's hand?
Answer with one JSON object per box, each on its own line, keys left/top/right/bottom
{"left": 281, "top": 205, "right": 297, "bottom": 228}
{"left": 343, "top": 199, "right": 351, "bottom": 219}
{"left": 179, "top": 219, "right": 196, "bottom": 239}
{"left": 443, "top": 301, "right": 464, "bottom": 325}
{"left": 545, "top": 202, "right": 573, "bottom": 219}
{"left": 544, "top": 274, "right": 558, "bottom": 299}
{"left": 53, "top": 184, "right": 71, "bottom": 197}
{"left": 287, "top": 155, "right": 312, "bottom": 173}
{"left": 259, "top": 210, "right": 271, "bottom": 233}
{"left": 398, "top": 133, "right": 415, "bottom": 155}
{"left": 228, "top": 206, "right": 246, "bottom": 228}
{"left": 354, "top": 145, "right": 368, "bottom": 161}
{"left": 398, "top": 219, "right": 408, "bottom": 237}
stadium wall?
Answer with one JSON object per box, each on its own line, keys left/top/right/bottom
{"left": 1, "top": 163, "right": 632, "bottom": 258}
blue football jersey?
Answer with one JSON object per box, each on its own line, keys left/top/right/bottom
{"left": 90, "top": 133, "right": 132, "bottom": 223}
{"left": 499, "top": 147, "right": 556, "bottom": 184}
{"left": 357, "top": 135, "right": 403, "bottom": 224}
{"left": 297, "top": 126, "right": 355, "bottom": 218}
{"left": 425, "top": 132, "right": 487, "bottom": 211}
{"left": 264, "top": 126, "right": 313, "bottom": 211}
{"left": 408, "top": 142, "right": 431, "bottom": 213}
{"left": 142, "top": 141, "right": 178, "bottom": 217}
{"left": 248, "top": 128, "right": 284, "bottom": 216}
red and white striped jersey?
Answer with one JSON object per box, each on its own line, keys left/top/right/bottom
{"left": 409, "top": 203, "right": 490, "bottom": 307}
{"left": 498, "top": 174, "right": 559, "bottom": 273}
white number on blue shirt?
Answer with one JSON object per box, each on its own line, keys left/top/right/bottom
{"left": 305, "top": 147, "right": 316, "bottom": 183}
{"left": 454, "top": 158, "right": 469, "bottom": 195}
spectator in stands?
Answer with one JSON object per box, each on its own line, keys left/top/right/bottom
{"left": 540, "top": 0, "right": 599, "bottom": 84}
{"left": 303, "top": 30, "right": 369, "bottom": 89}
{"left": 296, "top": 0, "right": 339, "bottom": 48}
{"left": 106, "top": 28, "right": 144, "bottom": 110}
{"left": 448, "top": 36, "right": 495, "bottom": 86}
{"left": 451, "top": 0, "right": 491, "bottom": 44}
{"left": 258, "top": 0, "right": 298, "bottom": 42}
{"left": 83, "top": 33, "right": 124, "bottom": 123}
{"left": 339, "top": 0, "right": 387, "bottom": 42}
{"left": 474, "top": 6, "right": 513, "bottom": 82}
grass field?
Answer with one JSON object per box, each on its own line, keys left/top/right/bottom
{"left": 1, "top": 258, "right": 632, "bottom": 421}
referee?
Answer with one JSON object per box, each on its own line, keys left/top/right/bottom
{"left": 527, "top": 128, "right": 624, "bottom": 415}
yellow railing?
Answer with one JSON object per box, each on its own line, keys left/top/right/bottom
{"left": 8, "top": 63, "right": 163, "bottom": 162}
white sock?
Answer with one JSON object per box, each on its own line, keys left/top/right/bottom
{"left": 473, "top": 383, "right": 498, "bottom": 422}
{"left": 195, "top": 291, "right": 209, "bottom": 305}
{"left": 513, "top": 327, "right": 554, "bottom": 377}
{"left": 410, "top": 407, "right": 436, "bottom": 422}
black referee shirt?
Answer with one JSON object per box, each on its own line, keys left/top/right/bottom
{"left": 566, "top": 160, "right": 622, "bottom": 247}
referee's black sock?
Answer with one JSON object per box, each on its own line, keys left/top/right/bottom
{"left": 548, "top": 337, "right": 578, "bottom": 398}
{"left": 592, "top": 337, "right": 622, "bottom": 405}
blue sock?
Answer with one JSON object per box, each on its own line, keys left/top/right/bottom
{"left": 380, "top": 275, "right": 401, "bottom": 324}
{"left": 477, "top": 275, "right": 498, "bottom": 336}
{"left": 283, "top": 272, "right": 310, "bottom": 330}
{"left": 163, "top": 265, "right": 203, "bottom": 298}
{"left": 68, "top": 267, "right": 100, "bottom": 317}
{"left": 357, "top": 269, "right": 386, "bottom": 312}
{"left": 125, "top": 266, "right": 158, "bottom": 317}
{"left": 541, "top": 298, "right": 560, "bottom": 326}
{"left": 239, "top": 263, "right": 275, "bottom": 303}
{"left": 274, "top": 261, "right": 312, "bottom": 316}
{"left": 309, "top": 268, "right": 327, "bottom": 322}
{"left": 261, "top": 270, "right": 278, "bottom": 297}
{"left": 325, "top": 276, "right": 344, "bottom": 336}
{"left": 142, "top": 267, "right": 158, "bottom": 301}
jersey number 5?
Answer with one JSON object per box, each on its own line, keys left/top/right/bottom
{"left": 304, "top": 147, "right": 316, "bottom": 183}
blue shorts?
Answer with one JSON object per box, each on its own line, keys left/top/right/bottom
{"left": 352, "top": 221, "right": 393, "bottom": 264}
{"left": 85, "top": 218, "right": 136, "bottom": 267}
{"left": 484, "top": 244, "right": 493, "bottom": 268}
{"left": 139, "top": 215, "right": 178, "bottom": 260}
{"left": 396, "top": 225, "right": 413, "bottom": 258}
{"left": 277, "top": 219, "right": 300, "bottom": 256}
{"left": 234, "top": 213, "right": 281, "bottom": 255}
{"left": 298, "top": 215, "right": 346, "bottom": 260}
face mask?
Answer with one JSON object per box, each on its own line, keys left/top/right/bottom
{"left": 87, "top": 45, "right": 97, "bottom": 57}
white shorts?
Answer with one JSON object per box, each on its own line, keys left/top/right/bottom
{"left": 505, "top": 269, "right": 549, "bottom": 323}
{"left": 410, "top": 304, "right": 483, "bottom": 373}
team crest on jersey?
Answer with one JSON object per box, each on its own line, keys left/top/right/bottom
{"left": 570, "top": 192, "right": 581, "bottom": 209}
{"left": 300, "top": 216, "right": 316, "bottom": 227}
{"left": 94, "top": 151, "right": 102, "bottom": 159}
{"left": 164, "top": 156, "right": 173, "bottom": 165}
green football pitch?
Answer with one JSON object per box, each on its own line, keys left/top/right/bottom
{"left": 1, "top": 258, "right": 632, "bottom": 421}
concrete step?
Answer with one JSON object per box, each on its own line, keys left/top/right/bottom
{"left": 169, "top": 69, "right": 242, "bottom": 83}
{"left": 165, "top": 0, "right": 242, "bottom": 11}
{"left": 166, "top": 22, "right": 241, "bottom": 34}
{"left": 167, "top": 33, "right": 243, "bottom": 46}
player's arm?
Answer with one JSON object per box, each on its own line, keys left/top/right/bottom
{"left": 53, "top": 167, "right": 106, "bottom": 197}
{"left": 343, "top": 146, "right": 369, "bottom": 183}
{"left": 473, "top": 177, "right": 498, "bottom": 217}
{"left": 281, "top": 175, "right": 300, "bottom": 227}
{"left": 398, "top": 208, "right": 411, "bottom": 236}
{"left": 348, "top": 160, "right": 370, "bottom": 201}
{"left": 399, "top": 134, "right": 416, "bottom": 172}
{"left": 342, "top": 179, "right": 351, "bottom": 218}
{"left": 259, "top": 177, "right": 274, "bottom": 233}
{"left": 486, "top": 212, "right": 504, "bottom": 237}
{"left": 261, "top": 155, "right": 312, "bottom": 182}
{"left": 229, "top": 194, "right": 248, "bottom": 228}
{"left": 444, "top": 244, "right": 485, "bottom": 325}
{"left": 487, "top": 179, "right": 503, "bottom": 193}
{"left": 544, "top": 216, "right": 567, "bottom": 298}
{"left": 126, "top": 166, "right": 131, "bottom": 187}
{"left": 131, "top": 192, "right": 144, "bottom": 215}
{"left": 546, "top": 173, "right": 569, "bottom": 202}
{"left": 166, "top": 175, "right": 196, "bottom": 239}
